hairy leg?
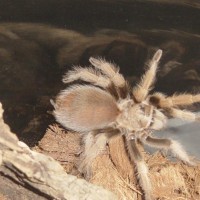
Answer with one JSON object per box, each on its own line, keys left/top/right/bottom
{"left": 63, "top": 66, "right": 130, "bottom": 99}
{"left": 144, "top": 136, "right": 195, "bottom": 165}
{"left": 126, "top": 138, "right": 152, "bottom": 200}
{"left": 150, "top": 93, "right": 200, "bottom": 108}
{"left": 62, "top": 66, "right": 110, "bottom": 87}
{"left": 89, "top": 57, "right": 130, "bottom": 98}
{"left": 168, "top": 108, "right": 200, "bottom": 121}
{"left": 89, "top": 57, "right": 126, "bottom": 88}
{"left": 78, "top": 132, "right": 107, "bottom": 179}
{"left": 79, "top": 128, "right": 120, "bottom": 179}
{"left": 132, "top": 49, "right": 162, "bottom": 103}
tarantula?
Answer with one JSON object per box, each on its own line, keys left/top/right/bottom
{"left": 52, "top": 49, "right": 200, "bottom": 200}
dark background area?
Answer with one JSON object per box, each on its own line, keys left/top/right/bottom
{"left": 0, "top": 0, "right": 199, "bottom": 146}
{"left": 0, "top": 0, "right": 199, "bottom": 33}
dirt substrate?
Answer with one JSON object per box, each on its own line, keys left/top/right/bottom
{"left": 35, "top": 124, "right": 200, "bottom": 200}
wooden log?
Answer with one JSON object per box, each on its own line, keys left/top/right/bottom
{"left": 0, "top": 102, "right": 116, "bottom": 200}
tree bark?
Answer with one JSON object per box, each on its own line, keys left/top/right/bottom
{"left": 0, "top": 102, "right": 116, "bottom": 200}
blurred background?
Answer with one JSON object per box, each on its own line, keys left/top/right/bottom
{"left": 0, "top": 0, "right": 199, "bottom": 158}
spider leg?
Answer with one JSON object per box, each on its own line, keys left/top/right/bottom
{"left": 168, "top": 108, "right": 199, "bottom": 121}
{"left": 132, "top": 49, "right": 162, "bottom": 103}
{"left": 150, "top": 93, "right": 200, "bottom": 108}
{"left": 78, "top": 132, "right": 107, "bottom": 179}
{"left": 63, "top": 65, "right": 129, "bottom": 99}
{"left": 89, "top": 57, "right": 130, "bottom": 99}
{"left": 78, "top": 128, "right": 120, "bottom": 179}
{"left": 143, "top": 136, "right": 195, "bottom": 166}
{"left": 62, "top": 66, "right": 110, "bottom": 87}
{"left": 89, "top": 57, "right": 125, "bottom": 87}
{"left": 107, "top": 81, "right": 130, "bottom": 99}
{"left": 126, "top": 138, "right": 152, "bottom": 200}
{"left": 150, "top": 94, "right": 200, "bottom": 121}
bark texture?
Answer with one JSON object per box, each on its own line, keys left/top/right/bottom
{"left": 0, "top": 102, "right": 116, "bottom": 200}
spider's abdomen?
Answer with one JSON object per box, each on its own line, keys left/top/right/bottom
{"left": 53, "top": 85, "right": 120, "bottom": 132}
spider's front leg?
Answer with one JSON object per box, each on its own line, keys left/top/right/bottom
{"left": 126, "top": 137, "right": 152, "bottom": 200}
{"left": 132, "top": 49, "right": 162, "bottom": 103}
{"left": 78, "top": 128, "right": 120, "bottom": 179}
{"left": 143, "top": 136, "right": 196, "bottom": 166}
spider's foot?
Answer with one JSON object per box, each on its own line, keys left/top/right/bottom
{"left": 77, "top": 158, "right": 93, "bottom": 180}
{"left": 184, "top": 156, "right": 199, "bottom": 167}
{"left": 153, "top": 49, "right": 163, "bottom": 62}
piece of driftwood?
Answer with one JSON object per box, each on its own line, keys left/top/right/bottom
{"left": 0, "top": 102, "right": 116, "bottom": 200}
{"left": 37, "top": 124, "right": 200, "bottom": 200}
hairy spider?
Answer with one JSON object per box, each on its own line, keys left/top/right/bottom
{"left": 52, "top": 49, "right": 200, "bottom": 200}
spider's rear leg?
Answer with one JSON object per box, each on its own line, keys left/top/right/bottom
{"left": 126, "top": 138, "right": 152, "bottom": 200}
{"left": 62, "top": 67, "right": 110, "bottom": 88}
{"left": 89, "top": 57, "right": 130, "bottom": 99}
{"left": 89, "top": 57, "right": 125, "bottom": 87}
{"left": 143, "top": 136, "right": 196, "bottom": 166}
{"left": 63, "top": 66, "right": 130, "bottom": 99}
{"left": 78, "top": 128, "right": 120, "bottom": 179}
